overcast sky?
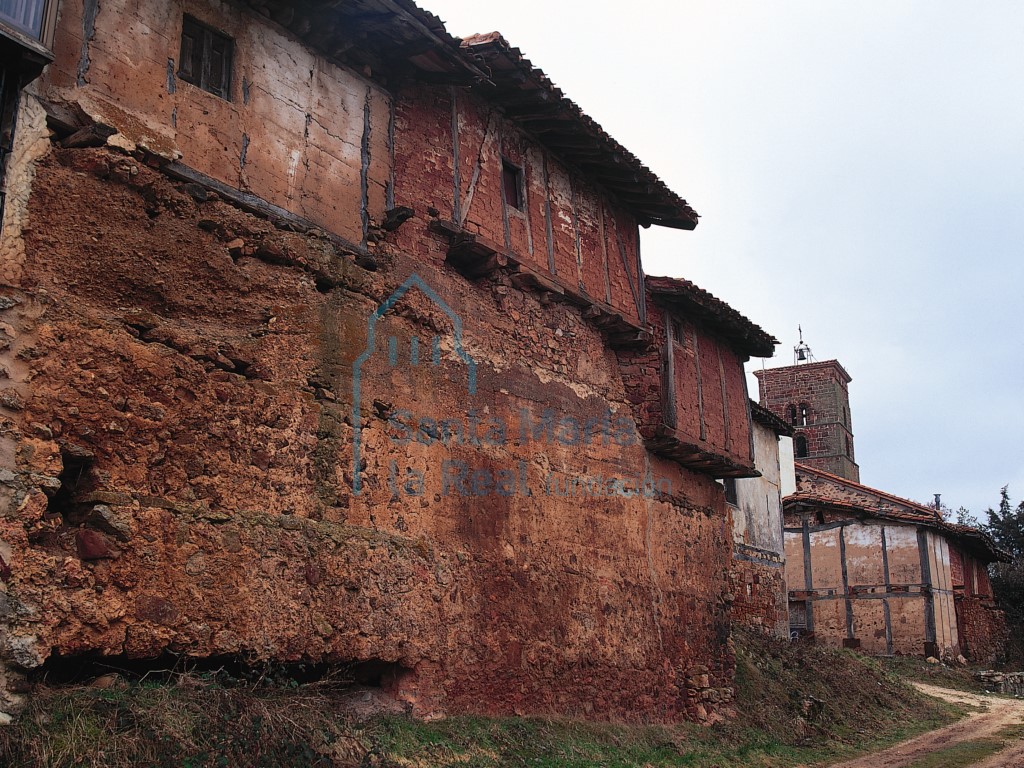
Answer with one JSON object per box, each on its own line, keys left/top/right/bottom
{"left": 426, "top": 0, "right": 1024, "bottom": 516}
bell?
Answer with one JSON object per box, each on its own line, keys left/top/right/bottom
{"left": 796, "top": 347, "right": 807, "bottom": 361}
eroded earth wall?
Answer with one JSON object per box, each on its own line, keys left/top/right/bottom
{"left": 0, "top": 142, "right": 736, "bottom": 723}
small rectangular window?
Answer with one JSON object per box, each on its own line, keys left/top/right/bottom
{"left": 671, "top": 318, "right": 686, "bottom": 347}
{"left": 178, "top": 15, "right": 233, "bottom": 100}
{"left": 723, "top": 477, "right": 738, "bottom": 506}
{"left": 502, "top": 159, "right": 524, "bottom": 211}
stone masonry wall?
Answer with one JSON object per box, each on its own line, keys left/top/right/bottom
{"left": 0, "top": 144, "right": 735, "bottom": 724}
{"left": 754, "top": 361, "right": 858, "bottom": 482}
{"left": 729, "top": 558, "right": 787, "bottom": 639}
{"left": 956, "top": 596, "right": 1007, "bottom": 665}
{"left": 950, "top": 546, "right": 1006, "bottom": 664}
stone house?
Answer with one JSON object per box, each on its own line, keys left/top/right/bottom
{"left": 0, "top": 0, "right": 786, "bottom": 723}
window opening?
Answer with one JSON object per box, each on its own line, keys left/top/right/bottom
{"left": 723, "top": 477, "right": 738, "bottom": 506}
{"left": 798, "top": 403, "right": 810, "bottom": 426}
{"left": 501, "top": 158, "right": 524, "bottom": 211}
{"left": 0, "top": 0, "right": 48, "bottom": 39}
{"left": 179, "top": 15, "right": 233, "bottom": 100}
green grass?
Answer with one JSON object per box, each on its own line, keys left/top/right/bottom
{"left": 875, "top": 655, "right": 991, "bottom": 694}
{"left": 903, "top": 724, "right": 1024, "bottom": 768}
{"left": 0, "top": 633, "right": 965, "bottom": 768}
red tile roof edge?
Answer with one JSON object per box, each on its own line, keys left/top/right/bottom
{"left": 459, "top": 33, "right": 700, "bottom": 231}
{"left": 646, "top": 275, "right": 778, "bottom": 358}
{"left": 786, "top": 465, "right": 1010, "bottom": 562}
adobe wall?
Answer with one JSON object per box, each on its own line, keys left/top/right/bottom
{"left": 390, "top": 85, "right": 645, "bottom": 326}
{"left": 0, "top": 145, "right": 735, "bottom": 723}
{"left": 38, "top": 0, "right": 392, "bottom": 249}
{"left": 783, "top": 514, "right": 953, "bottom": 656}
{"left": 730, "top": 421, "right": 787, "bottom": 638}
{"left": 733, "top": 422, "right": 783, "bottom": 555}
{"left": 616, "top": 303, "right": 754, "bottom": 472}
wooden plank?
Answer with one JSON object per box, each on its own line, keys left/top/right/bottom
{"left": 162, "top": 162, "right": 364, "bottom": 255}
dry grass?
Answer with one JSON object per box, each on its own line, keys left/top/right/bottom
{"left": 0, "top": 634, "right": 962, "bottom": 767}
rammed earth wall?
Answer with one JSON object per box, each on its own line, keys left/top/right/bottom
{"left": 0, "top": 145, "right": 736, "bottom": 723}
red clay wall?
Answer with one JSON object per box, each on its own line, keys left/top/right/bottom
{"left": 950, "top": 547, "right": 1006, "bottom": 663}
{"left": 730, "top": 557, "right": 787, "bottom": 638}
{"left": 40, "top": 0, "right": 392, "bottom": 249}
{"left": 390, "top": 85, "right": 645, "bottom": 325}
{"left": 955, "top": 597, "right": 1007, "bottom": 665}
{"left": 0, "top": 146, "right": 735, "bottom": 723}
{"left": 618, "top": 303, "right": 754, "bottom": 472}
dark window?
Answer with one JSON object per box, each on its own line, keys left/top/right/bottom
{"left": 846, "top": 434, "right": 852, "bottom": 456}
{"left": 0, "top": 0, "right": 48, "bottom": 39}
{"left": 786, "top": 404, "right": 797, "bottom": 426}
{"left": 179, "top": 15, "right": 233, "bottom": 100}
{"left": 502, "top": 159, "right": 524, "bottom": 211}
{"left": 671, "top": 317, "right": 685, "bottom": 347}
{"left": 1, "top": 60, "right": 27, "bottom": 231}
{"left": 723, "top": 478, "right": 738, "bottom": 506}
{"left": 798, "top": 403, "right": 810, "bottom": 426}
{"left": 795, "top": 433, "right": 808, "bottom": 459}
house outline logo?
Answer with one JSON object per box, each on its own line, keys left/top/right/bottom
{"left": 351, "top": 273, "right": 477, "bottom": 495}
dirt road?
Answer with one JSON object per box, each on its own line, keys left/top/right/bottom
{"left": 829, "top": 683, "right": 1024, "bottom": 768}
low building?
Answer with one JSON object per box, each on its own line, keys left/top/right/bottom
{"left": 784, "top": 464, "right": 1008, "bottom": 660}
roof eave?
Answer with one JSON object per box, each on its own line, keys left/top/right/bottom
{"left": 460, "top": 34, "right": 698, "bottom": 229}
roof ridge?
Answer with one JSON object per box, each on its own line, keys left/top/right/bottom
{"left": 795, "top": 462, "right": 942, "bottom": 520}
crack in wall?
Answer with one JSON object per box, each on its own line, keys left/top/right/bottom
{"left": 76, "top": 0, "right": 100, "bottom": 87}
{"left": 360, "top": 87, "right": 371, "bottom": 246}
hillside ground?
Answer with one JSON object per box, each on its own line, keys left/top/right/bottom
{"left": 0, "top": 631, "right": 964, "bottom": 767}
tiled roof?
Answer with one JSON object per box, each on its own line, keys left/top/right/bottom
{"left": 786, "top": 464, "right": 1009, "bottom": 562}
{"left": 646, "top": 276, "right": 778, "bottom": 358}
{"left": 236, "top": 0, "right": 489, "bottom": 85}
{"left": 794, "top": 464, "right": 943, "bottom": 520}
{"left": 750, "top": 400, "right": 794, "bottom": 436}
{"left": 460, "top": 33, "right": 700, "bottom": 231}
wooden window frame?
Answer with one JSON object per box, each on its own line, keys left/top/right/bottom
{"left": 178, "top": 14, "right": 233, "bottom": 101}
{"left": 501, "top": 158, "right": 525, "bottom": 212}
{"left": 0, "top": 0, "right": 58, "bottom": 48}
